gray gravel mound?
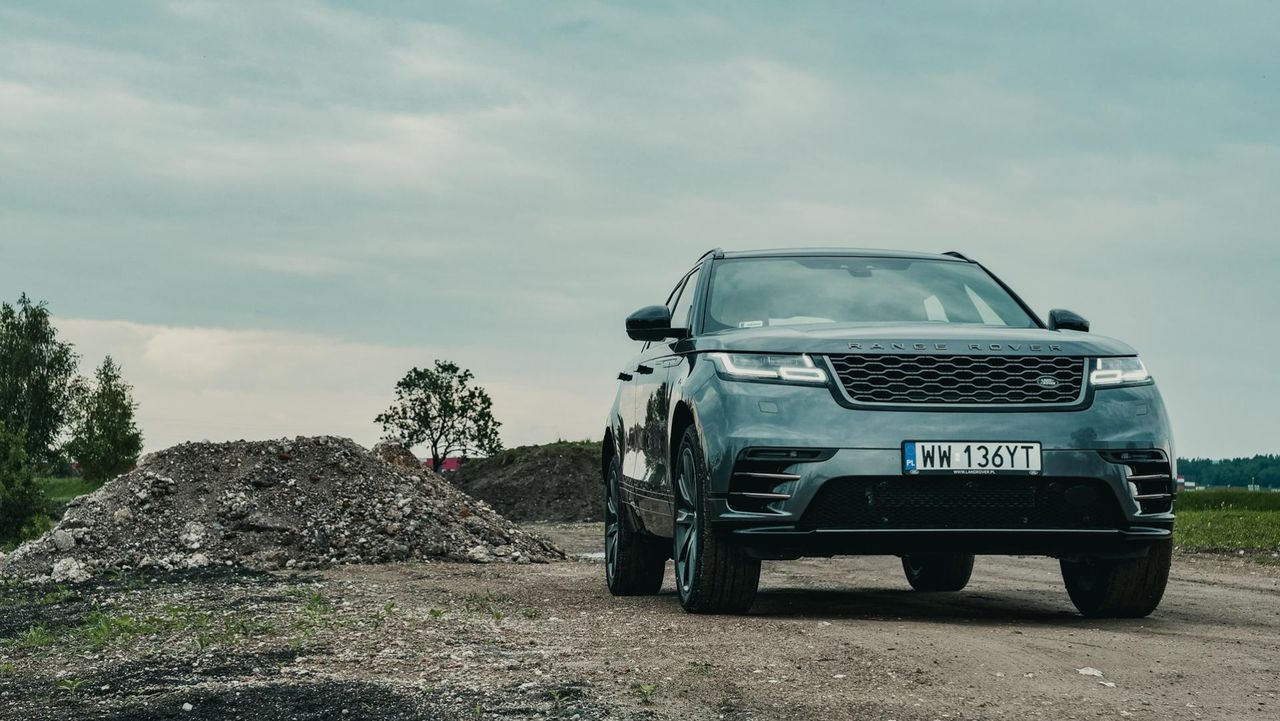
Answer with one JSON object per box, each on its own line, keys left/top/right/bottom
{"left": 0, "top": 436, "right": 563, "bottom": 582}
{"left": 449, "top": 441, "right": 602, "bottom": 522}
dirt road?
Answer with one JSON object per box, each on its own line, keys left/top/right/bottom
{"left": 459, "top": 523, "right": 1280, "bottom": 720}
{"left": 3, "top": 523, "right": 1276, "bottom": 720}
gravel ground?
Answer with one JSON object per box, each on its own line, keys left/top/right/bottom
{"left": 2, "top": 523, "right": 1276, "bottom": 720}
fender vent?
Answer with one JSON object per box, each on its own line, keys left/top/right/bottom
{"left": 728, "top": 448, "right": 832, "bottom": 514}
{"left": 1100, "top": 450, "right": 1174, "bottom": 514}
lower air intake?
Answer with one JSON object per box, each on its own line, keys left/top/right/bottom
{"left": 798, "top": 477, "right": 1124, "bottom": 531}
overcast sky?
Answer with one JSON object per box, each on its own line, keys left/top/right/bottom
{"left": 2, "top": 2, "right": 1276, "bottom": 459}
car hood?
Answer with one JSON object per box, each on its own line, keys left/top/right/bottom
{"left": 690, "top": 323, "right": 1137, "bottom": 357}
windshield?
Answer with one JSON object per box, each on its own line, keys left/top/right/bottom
{"left": 704, "top": 256, "right": 1038, "bottom": 332}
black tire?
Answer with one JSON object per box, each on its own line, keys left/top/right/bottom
{"left": 902, "top": 553, "right": 975, "bottom": 592}
{"left": 604, "top": 455, "right": 666, "bottom": 596}
{"left": 1060, "top": 540, "right": 1172, "bottom": 618}
{"left": 672, "top": 426, "right": 760, "bottom": 614}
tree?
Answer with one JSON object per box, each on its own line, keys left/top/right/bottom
{"left": 66, "top": 356, "right": 144, "bottom": 483}
{"left": 375, "top": 360, "right": 503, "bottom": 472}
{"left": 0, "top": 294, "right": 81, "bottom": 469}
{"left": 0, "top": 421, "right": 43, "bottom": 543}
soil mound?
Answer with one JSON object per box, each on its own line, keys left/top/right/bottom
{"left": 449, "top": 442, "right": 602, "bottom": 522}
{"left": 372, "top": 441, "right": 422, "bottom": 470}
{"left": 0, "top": 436, "right": 563, "bottom": 582}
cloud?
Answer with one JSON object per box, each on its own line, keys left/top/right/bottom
{"left": 2, "top": 2, "right": 1278, "bottom": 457}
{"left": 58, "top": 317, "right": 607, "bottom": 454}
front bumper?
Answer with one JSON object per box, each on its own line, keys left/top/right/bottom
{"left": 688, "top": 374, "right": 1176, "bottom": 559}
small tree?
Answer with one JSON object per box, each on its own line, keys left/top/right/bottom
{"left": 0, "top": 421, "right": 43, "bottom": 543}
{"left": 0, "top": 294, "right": 80, "bottom": 469}
{"left": 375, "top": 360, "right": 503, "bottom": 472}
{"left": 66, "top": 356, "right": 144, "bottom": 483}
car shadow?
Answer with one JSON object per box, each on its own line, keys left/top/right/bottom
{"left": 743, "top": 586, "right": 1119, "bottom": 625}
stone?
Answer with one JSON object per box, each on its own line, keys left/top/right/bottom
{"left": 467, "top": 544, "right": 494, "bottom": 564}
{"left": 52, "top": 530, "right": 76, "bottom": 552}
{"left": 179, "top": 522, "right": 206, "bottom": 550}
{"left": 51, "top": 557, "right": 90, "bottom": 583}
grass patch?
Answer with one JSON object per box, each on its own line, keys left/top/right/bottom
{"left": 288, "top": 588, "right": 335, "bottom": 644}
{"left": 3, "top": 604, "right": 278, "bottom": 653}
{"left": 11, "top": 623, "right": 56, "bottom": 650}
{"left": 35, "top": 476, "right": 99, "bottom": 505}
{"left": 1176, "top": 510, "right": 1280, "bottom": 551}
{"left": 1179, "top": 490, "right": 1280, "bottom": 512}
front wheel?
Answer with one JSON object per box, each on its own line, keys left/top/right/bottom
{"left": 1060, "top": 540, "right": 1172, "bottom": 618}
{"left": 902, "top": 553, "right": 975, "bottom": 592}
{"left": 673, "top": 426, "right": 760, "bottom": 614}
{"left": 604, "top": 455, "right": 666, "bottom": 596}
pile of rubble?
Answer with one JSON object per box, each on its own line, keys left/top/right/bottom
{"left": 0, "top": 437, "right": 563, "bottom": 583}
{"left": 449, "top": 441, "right": 602, "bottom": 522}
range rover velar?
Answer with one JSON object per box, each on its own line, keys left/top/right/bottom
{"left": 602, "top": 248, "right": 1175, "bottom": 617}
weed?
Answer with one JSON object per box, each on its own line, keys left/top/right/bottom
{"left": 546, "top": 688, "right": 564, "bottom": 709}
{"left": 56, "top": 677, "right": 90, "bottom": 698}
{"left": 77, "top": 609, "right": 153, "bottom": 648}
{"left": 490, "top": 610, "right": 504, "bottom": 622}
{"left": 463, "top": 590, "right": 510, "bottom": 614}
{"left": 302, "top": 590, "right": 332, "bottom": 615}
{"left": 0, "top": 662, "right": 15, "bottom": 675}
{"left": 635, "top": 683, "right": 659, "bottom": 705}
{"left": 519, "top": 607, "right": 540, "bottom": 620}
{"left": 290, "top": 589, "right": 335, "bottom": 645}
{"left": 545, "top": 686, "right": 581, "bottom": 710}
{"left": 37, "top": 586, "right": 77, "bottom": 606}
{"left": 428, "top": 608, "right": 446, "bottom": 620}
{"left": 372, "top": 600, "right": 397, "bottom": 629}
{"left": 15, "top": 623, "right": 56, "bottom": 650}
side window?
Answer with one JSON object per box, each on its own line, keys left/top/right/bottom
{"left": 669, "top": 267, "right": 700, "bottom": 330}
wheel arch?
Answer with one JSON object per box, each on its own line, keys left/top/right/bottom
{"left": 669, "top": 400, "right": 699, "bottom": 485}
{"left": 601, "top": 427, "right": 617, "bottom": 484}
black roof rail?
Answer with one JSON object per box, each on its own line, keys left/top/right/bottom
{"left": 942, "top": 250, "right": 973, "bottom": 262}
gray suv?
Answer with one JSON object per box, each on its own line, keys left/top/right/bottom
{"left": 603, "top": 248, "right": 1174, "bottom": 617}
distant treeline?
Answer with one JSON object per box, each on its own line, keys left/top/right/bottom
{"left": 1179, "top": 455, "right": 1280, "bottom": 489}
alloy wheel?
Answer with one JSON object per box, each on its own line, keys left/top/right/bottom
{"left": 674, "top": 446, "right": 700, "bottom": 597}
{"left": 605, "top": 467, "right": 620, "bottom": 585}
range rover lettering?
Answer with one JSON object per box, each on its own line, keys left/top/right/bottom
{"left": 602, "top": 248, "right": 1174, "bottom": 617}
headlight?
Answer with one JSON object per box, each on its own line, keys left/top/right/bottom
{"left": 1090, "top": 357, "right": 1151, "bottom": 387}
{"left": 709, "top": 353, "right": 829, "bottom": 384}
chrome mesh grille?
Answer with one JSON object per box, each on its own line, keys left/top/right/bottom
{"left": 826, "top": 354, "right": 1085, "bottom": 405}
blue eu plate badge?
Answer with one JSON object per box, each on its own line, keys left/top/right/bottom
{"left": 903, "top": 442, "right": 918, "bottom": 474}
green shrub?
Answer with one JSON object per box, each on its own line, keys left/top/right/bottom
{"left": 0, "top": 423, "right": 46, "bottom": 544}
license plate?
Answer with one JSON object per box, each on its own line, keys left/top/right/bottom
{"left": 903, "top": 441, "right": 1042, "bottom": 475}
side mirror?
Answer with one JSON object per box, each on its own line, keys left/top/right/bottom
{"left": 1048, "top": 308, "right": 1090, "bottom": 333}
{"left": 626, "top": 305, "right": 682, "bottom": 341}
